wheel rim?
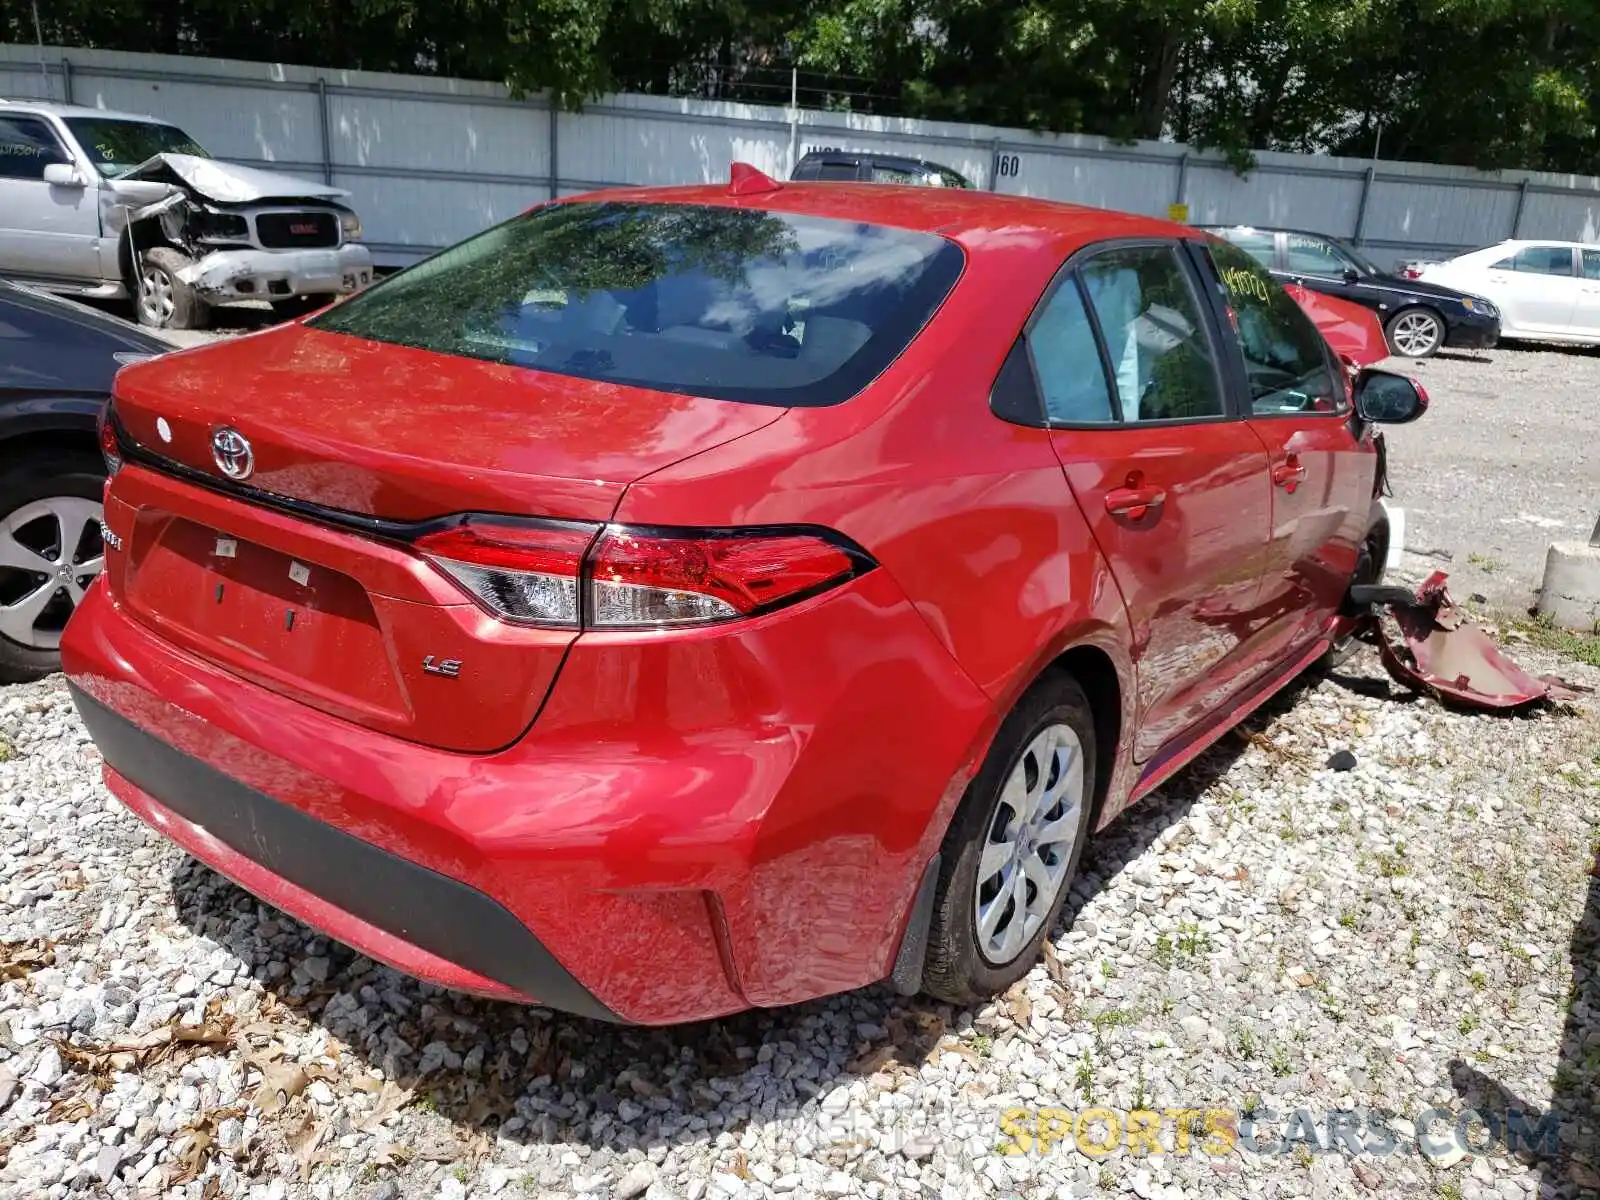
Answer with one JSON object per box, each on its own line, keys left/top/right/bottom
{"left": 0, "top": 498, "right": 105, "bottom": 651}
{"left": 974, "top": 722, "right": 1085, "bottom": 965}
{"left": 139, "top": 266, "right": 175, "bottom": 325}
{"left": 1391, "top": 312, "right": 1441, "bottom": 357}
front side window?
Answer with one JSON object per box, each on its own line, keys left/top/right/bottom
{"left": 311, "top": 202, "right": 964, "bottom": 408}
{"left": 870, "top": 165, "right": 920, "bottom": 185}
{"left": 0, "top": 117, "right": 67, "bottom": 181}
{"left": 1285, "top": 234, "right": 1359, "bottom": 277}
{"left": 1492, "top": 246, "right": 1575, "bottom": 276}
{"left": 1077, "top": 246, "right": 1225, "bottom": 422}
{"left": 1204, "top": 240, "right": 1343, "bottom": 416}
{"left": 62, "top": 118, "right": 208, "bottom": 177}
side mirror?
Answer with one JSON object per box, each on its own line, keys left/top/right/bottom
{"left": 1342, "top": 267, "right": 1361, "bottom": 284}
{"left": 1355, "top": 369, "right": 1428, "bottom": 424}
{"left": 42, "top": 163, "right": 88, "bottom": 188}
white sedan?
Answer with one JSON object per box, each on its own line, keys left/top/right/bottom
{"left": 1418, "top": 240, "right": 1600, "bottom": 345}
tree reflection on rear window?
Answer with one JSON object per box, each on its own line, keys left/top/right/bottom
{"left": 310, "top": 202, "right": 965, "bottom": 407}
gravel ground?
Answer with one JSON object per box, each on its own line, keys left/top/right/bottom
{"left": 0, "top": 637, "right": 1595, "bottom": 1200}
{"left": 1380, "top": 344, "right": 1599, "bottom": 608}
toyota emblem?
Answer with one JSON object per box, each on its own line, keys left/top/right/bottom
{"left": 211, "top": 427, "right": 254, "bottom": 481}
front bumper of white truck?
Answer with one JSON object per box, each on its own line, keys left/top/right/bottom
{"left": 176, "top": 243, "right": 374, "bottom": 303}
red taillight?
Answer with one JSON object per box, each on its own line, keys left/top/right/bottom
{"left": 415, "top": 518, "right": 598, "bottom": 627}
{"left": 588, "top": 529, "right": 859, "bottom": 628}
{"left": 415, "top": 519, "right": 868, "bottom": 629}
{"left": 98, "top": 405, "right": 122, "bottom": 477}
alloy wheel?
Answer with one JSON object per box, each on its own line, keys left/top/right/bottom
{"left": 973, "top": 722, "right": 1085, "bottom": 965}
{"left": 0, "top": 498, "right": 105, "bottom": 650}
{"left": 1390, "top": 311, "right": 1442, "bottom": 357}
{"left": 139, "top": 265, "right": 176, "bottom": 326}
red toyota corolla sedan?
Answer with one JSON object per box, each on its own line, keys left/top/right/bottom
{"left": 64, "top": 171, "right": 1424, "bottom": 1024}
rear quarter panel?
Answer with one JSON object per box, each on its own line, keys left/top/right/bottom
{"left": 616, "top": 221, "right": 1141, "bottom": 831}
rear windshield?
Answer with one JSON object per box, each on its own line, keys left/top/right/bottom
{"left": 310, "top": 201, "right": 964, "bottom": 407}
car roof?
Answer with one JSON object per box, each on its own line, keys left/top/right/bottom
{"left": 0, "top": 98, "right": 167, "bottom": 124}
{"left": 568, "top": 179, "right": 1186, "bottom": 253}
{"left": 1200, "top": 224, "right": 1353, "bottom": 242}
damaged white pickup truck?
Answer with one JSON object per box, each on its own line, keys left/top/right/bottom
{"left": 0, "top": 101, "right": 373, "bottom": 330}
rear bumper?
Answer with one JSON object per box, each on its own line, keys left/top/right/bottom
{"left": 64, "top": 560, "right": 992, "bottom": 1022}
{"left": 73, "top": 685, "right": 615, "bottom": 1018}
{"left": 179, "top": 244, "right": 373, "bottom": 302}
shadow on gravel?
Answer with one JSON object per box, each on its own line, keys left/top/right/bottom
{"left": 1447, "top": 857, "right": 1599, "bottom": 1198}
{"left": 162, "top": 673, "right": 1297, "bottom": 1172}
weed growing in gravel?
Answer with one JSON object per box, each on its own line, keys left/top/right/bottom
{"left": 1458, "top": 1013, "right": 1481, "bottom": 1035}
{"left": 1100, "top": 959, "right": 1117, "bottom": 979}
{"left": 1507, "top": 612, "right": 1600, "bottom": 667}
{"left": 1091, "top": 1008, "right": 1133, "bottom": 1052}
{"left": 0, "top": 735, "right": 10, "bottom": 762}
{"left": 1292, "top": 1144, "right": 1315, "bottom": 1168}
{"left": 1132, "top": 1064, "right": 1148, "bottom": 1110}
{"left": 1466, "top": 552, "right": 1504, "bottom": 574}
{"left": 1234, "top": 1026, "right": 1258, "bottom": 1060}
{"left": 1338, "top": 909, "right": 1358, "bottom": 929}
{"left": 1469, "top": 970, "right": 1487, "bottom": 990}
{"left": 1436, "top": 1181, "right": 1465, "bottom": 1200}
{"left": 1076, "top": 1049, "right": 1095, "bottom": 1102}
{"left": 1098, "top": 1167, "right": 1116, "bottom": 1190}
{"left": 1176, "top": 921, "right": 1213, "bottom": 959}
{"left": 1270, "top": 1044, "right": 1294, "bottom": 1077}
{"left": 969, "top": 1034, "right": 993, "bottom": 1058}
{"left": 1153, "top": 933, "right": 1174, "bottom": 968}
{"left": 1242, "top": 1092, "right": 1264, "bottom": 1117}
{"left": 1376, "top": 842, "right": 1410, "bottom": 878}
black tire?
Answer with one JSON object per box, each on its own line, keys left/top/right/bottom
{"left": 136, "top": 247, "right": 209, "bottom": 331}
{"left": 1321, "top": 517, "right": 1390, "bottom": 671}
{"left": 922, "top": 671, "right": 1098, "bottom": 1004}
{"left": 1384, "top": 307, "right": 1445, "bottom": 359}
{"left": 0, "top": 450, "right": 107, "bottom": 684}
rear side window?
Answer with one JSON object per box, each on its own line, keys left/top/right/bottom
{"left": 1217, "top": 228, "right": 1277, "bottom": 270}
{"left": 1492, "top": 247, "right": 1575, "bottom": 276}
{"left": 0, "top": 116, "right": 67, "bottom": 180}
{"left": 312, "top": 202, "right": 964, "bottom": 407}
{"left": 1029, "top": 279, "right": 1113, "bottom": 423}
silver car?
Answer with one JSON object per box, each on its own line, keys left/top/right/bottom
{"left": 0, "top": 100, "right": 373, "bottom": 329}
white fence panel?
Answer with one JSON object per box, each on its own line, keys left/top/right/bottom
{"left": 7, "top": 42, "right": 1600, "bottom": 270}
{"left": 1188, "top": 165, "right": 1364, "bottom": 234}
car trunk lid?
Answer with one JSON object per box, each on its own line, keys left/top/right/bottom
{"left": 105, "top": 325, "right": 785, "bottom": 751}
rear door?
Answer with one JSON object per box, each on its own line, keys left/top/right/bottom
{"left": 0, "top": 115, "right": 101, "bottom": 284}
{"left": 1034, "top": 241, "right": 1275, "bottom": 761}
{"left": 1195, "top": 238, "right": 1373, "bottom": 658}
{"left": 1575, "top": 249, "right": 1600, "bottom": 337}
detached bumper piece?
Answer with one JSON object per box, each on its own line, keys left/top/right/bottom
{"left": 69, "top": 685, "right": 619, "bottom": 1021}
{"left": 1355, "top": 571, "right": 1588, "bottom": 710}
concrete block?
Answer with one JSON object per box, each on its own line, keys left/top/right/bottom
{"left": 1536, "top": 541, "right": 1600, "bottom": 631}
